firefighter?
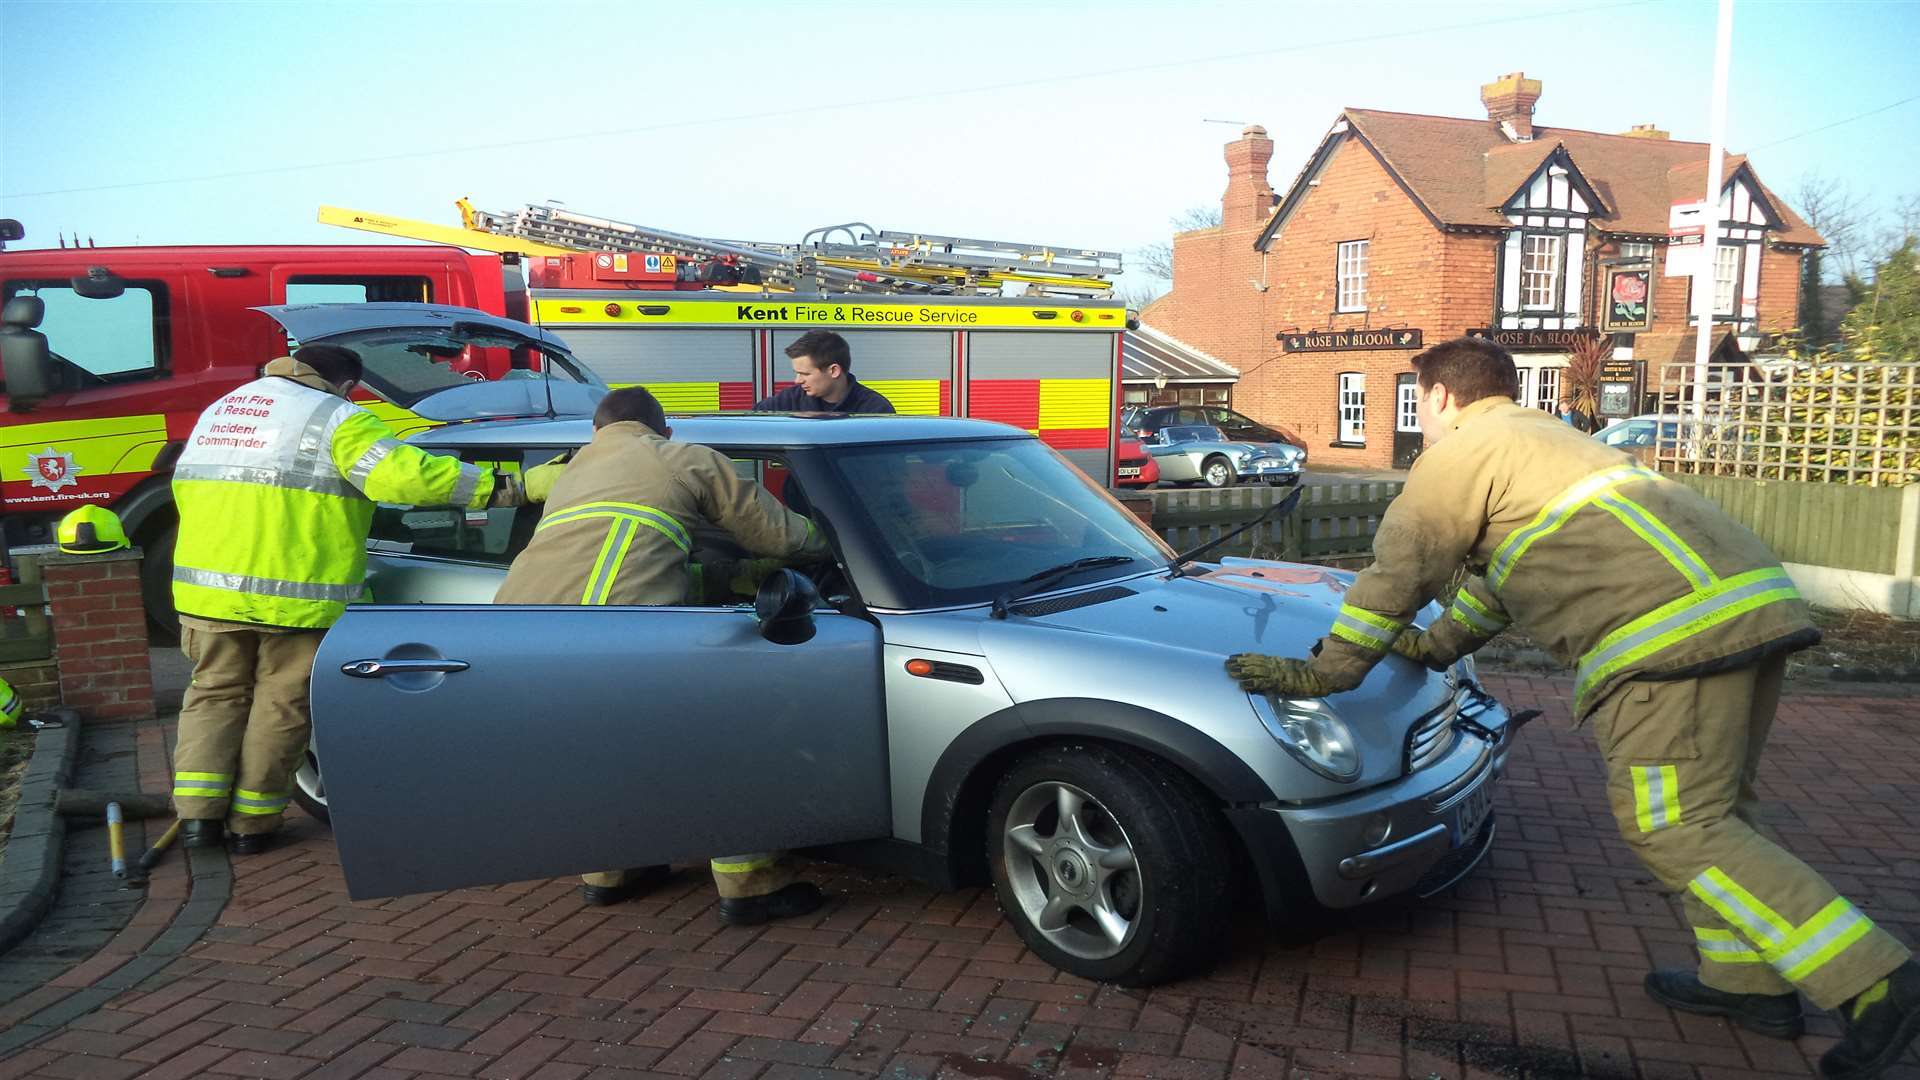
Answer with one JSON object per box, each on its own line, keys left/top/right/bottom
{"left": 494, "top": 386, "right": 833, "bottom": 921}
{"left": 1226, "top": 337, "right": 1917, "bottom": 1080}
{"left": 752, "top": 330, "right": 895, "bottom": 414}
{"left": 169, "top": 345, "right": 560, "bottom": 855}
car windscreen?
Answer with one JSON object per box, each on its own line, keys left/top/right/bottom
{"left": 302, "top": 327, "right": 602, "bottom": 409}
{"left": 827, "top": 438, "right": 1172, "bottom": 610}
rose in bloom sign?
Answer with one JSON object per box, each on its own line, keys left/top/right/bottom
{"left": 1606, "top": 268, "right": 1652, "bottom": 330}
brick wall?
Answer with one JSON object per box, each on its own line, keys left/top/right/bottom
{"left": 41, "top": 550, "right": 154, "bottom": 722}
{"left": 0, "top": 661, "right": 59, "bottom": 712}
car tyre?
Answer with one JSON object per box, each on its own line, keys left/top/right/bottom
{"left": 139, "top": 521, "right": 180, "bottom": 642}
{"left": 290, "top": 738, "right": 331, "bottom": 825}
{"left": 987, "top": 743, "right": 1233, "bottom": 986}
{"left": 1201, "top": 456, "right": 1234, "bottom": 489}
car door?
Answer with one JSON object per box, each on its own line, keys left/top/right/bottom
{"left": 310, "top": 603, "right": 891, "bottom": 899}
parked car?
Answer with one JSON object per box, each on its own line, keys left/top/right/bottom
{"left": 1124, "top": 405, "right": 1308, "bottom": 454}
{"left": 1594, "top": 414, "right": 1679, "bottom": 449}
{"left": 1114, "top": 436, "right": 1160, "bottom": 488}
{"left": 277, "top": 306, "right": 1515, "bottom": 987}
{"left": 1145, "top": 425, "right": 1303, "bottom": 488}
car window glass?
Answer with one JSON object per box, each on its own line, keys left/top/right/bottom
{"left": 4, "top": 282, "right": 167, "bottom": 382}
{"left": 366, "top": 448, "right": 550, "bottom": 564}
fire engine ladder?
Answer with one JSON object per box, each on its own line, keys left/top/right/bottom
{"left": 461, "top": 201, "right": 1122, "bottom": 297}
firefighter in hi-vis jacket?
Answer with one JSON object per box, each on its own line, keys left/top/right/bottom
{"left": 1227, "top": 337, "right": 1917, "bottom": 1080}
{"left": 169, "top": 346, "right": 558, "bottom": 855}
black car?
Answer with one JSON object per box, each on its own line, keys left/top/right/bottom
{"left": 1123, "top": 405, "right": 1307, "bottom": 454}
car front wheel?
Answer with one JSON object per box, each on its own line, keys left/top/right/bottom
{"left": 291, "top": 740, "right": 331, "bottom": 825}
{"left": 1201, "top": 456, "right": 1234, "bottom": 488}
{"left": 987, "top": 744, "right": 1233, "bottom": 986}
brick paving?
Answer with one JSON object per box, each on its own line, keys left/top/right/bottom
{"left": 0, "top": 675, "right": 1915, "bottom": 1080}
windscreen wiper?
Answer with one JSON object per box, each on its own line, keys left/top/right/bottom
{"left": 989, "top": 555, "right": 1138, "bottom": 619}
{"left": 1167, "top": 484, "right": 1305, "bottom": 578}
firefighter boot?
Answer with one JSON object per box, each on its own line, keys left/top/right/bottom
{"left": 1820, "top": 960, "right": 1920, "bottom": 1080}
{"left": 579, "top": 866, "right": 672, "bottom": 906}
{"left": 717, "top": 882, "right": 824, "bottom": 927}
{"left": 1644, "top": 970, "right": 1804, "bottom": 1038}
{"left": 180, "top": 820, "right": 225, "bottom": 848}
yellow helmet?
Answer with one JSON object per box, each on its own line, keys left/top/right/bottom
{"left": 57, "top": 505, "right": 130, "bottom": 555}
{"left": 0, "top": 676, "right": 20, "bottom": 729}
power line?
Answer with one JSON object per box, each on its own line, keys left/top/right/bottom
{"left": 1751, "top": 94, "right": 1920, "bottom": 150}
{"left": 1, "top": 1, "right": 1653, "bottom": 201}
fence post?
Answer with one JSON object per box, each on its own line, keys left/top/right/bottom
{"left": 1897, "top": 484, "right": 1920, "bottom": 618}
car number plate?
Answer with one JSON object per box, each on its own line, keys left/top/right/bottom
{"left": 1450, "top": 782, "right": 1493, "bottom": 847}
{"left": 1118, "top": 467, "right": 1142, "bottom": 477}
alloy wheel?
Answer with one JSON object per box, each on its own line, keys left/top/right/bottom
{"left": 1001, "top": 780, "right": 1143, "bottom": 959}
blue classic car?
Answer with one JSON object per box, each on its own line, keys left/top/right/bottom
{"left": 1144, "top": 424, "right": 1304, "bottom": 488}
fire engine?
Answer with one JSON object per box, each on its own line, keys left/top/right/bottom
{"left": 1, "top": 206, "right": 1131, "bottom": 634}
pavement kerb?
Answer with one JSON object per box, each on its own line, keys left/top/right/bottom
{"left": 0, "top": 709, "right": 80, "bottom": 955}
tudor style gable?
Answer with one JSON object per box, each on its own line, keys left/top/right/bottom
{"left": 1695, "top": 161, "right": 1781, "bottom": 331}
{"left": 1494, "top": 146, "right": 1608, "bottom": 331}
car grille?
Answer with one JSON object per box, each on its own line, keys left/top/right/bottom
{"left": 1404, "top": 698, "right": 1460, "bottom": 773}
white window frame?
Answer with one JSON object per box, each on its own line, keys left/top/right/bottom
{"left": 1396, "top": 378, "right": 1421, "bottom": 432}
{"left": 1713, "top": 244, "right": 1742, "bottom": 317}
{"left": 1521, "top": 233, "right": 1563, "bottom": 310}
{"left": 1338, "top": 372, "right": 1366, "bottom": 444}
{"left": 1336, "top": 240, "right": 1369, "bottom": 313}
{"left": 1534, "top": 365, "right": 1562, "bottom": 412}
{"left": 1619, "top": 241, "right": 1654, "bottom": 262}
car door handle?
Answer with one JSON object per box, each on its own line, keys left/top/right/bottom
{"left": 341, "top": 658, "right": 471, "bottom": 678}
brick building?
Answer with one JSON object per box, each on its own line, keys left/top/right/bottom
{"left": 1142, "top": 72, "right": 1825, "bottom": 469}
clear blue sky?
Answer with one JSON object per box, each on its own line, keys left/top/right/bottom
{"left": 2, "top": 0, "right": 1914, "bottom": 290}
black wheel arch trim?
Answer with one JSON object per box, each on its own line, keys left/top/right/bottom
{"left": 915, "top": 697, "right": 1278, "bottom": 886}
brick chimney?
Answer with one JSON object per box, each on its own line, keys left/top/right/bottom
{"left": 1221, "top": 125, "right": 1274, "bottom": 231}
{"left": 1480, "top": 72, "right": 1543, "bottom": 142}
{"left": 1620, "top": 123, "right": 1671, "bottom": 140}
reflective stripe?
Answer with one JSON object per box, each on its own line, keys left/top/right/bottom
{"left": 1695, "top": 927, "right": 1764, "bottom": 964}
{"left": 1689, "top": 868, "right": 1791, "bottom": 953}
{"left": 582, "top": 519, "right": 639, "bottom": 606}
{"left": 173, "top": 565, "right": 363, "bottom": 603}
{"left": 231, "top": 788, "right": 290, "bottom": 813}
{"left": 1490, "top": 465, "right": 1651, "bottom": 588}
{"left": 539, "top": 501, "right": 691, "bottom": 553}
{"left": 346, "top": 437, "right": 402, "bottom": 488}
{"left": 175, "top": 771, "right": 232, "bottom": 784}
{"left": 173, "top": 786, "right": 230, "bottom": 798}
{"left": 1632, "top": 765, "right": 1682, "bottom": 832}
{"left": 1594, "top": 491, "right": 1717, "bottom": 590}
{"left": 1, "top": 685, "right": 18, "bottom": 716}
{"left": 302, "top": 396, "right": 356, "bottom": 464}
{"left": 1330, "top": 603, "right": 1405, "bottom": 652}
{"left": 1854, "top": 979, "right": 1891, "bottom": 1017}
{"left": 449, "top": 461, "right": 485, "bottom": 510}
{"left": 1450, "top": 590, "right": 1506, "bottom": 635}
{"left": 174, "top": 463, "right": 359, "bottom": 499}
{"left": 711, "top": 855, "right": 779, "bottom": 873}
{"left": 1774, "top": 898, "right": 1874, "bottom": 982}
{"left": 1576, "top": 568, "right": 1800, "bottom": 706}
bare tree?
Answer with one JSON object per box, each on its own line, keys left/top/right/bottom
{"left": 1132, "top": 205, "right": 1224, "bottom": 284}
{"left": 1793, "top": 174, "right": 1864, "bottom": 345}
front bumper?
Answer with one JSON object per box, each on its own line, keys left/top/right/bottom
{"left": 1237, "top": 459, "right": 1302, "bottom": 484}
{"left": 1115, "top": 459, "right": 1160, "bottom": 488}
{"left": 1226, "top": 684, "right": 1511, "bottom": 915}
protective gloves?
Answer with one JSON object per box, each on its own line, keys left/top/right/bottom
{"left": 1388, "top": 629, "right": 1450, "bottom": 671}
{"left": 729, "top": 556, "right": 789, "bottom": 597}
{"left": 520, "top": 452, "right": 572, "bottom": 503}
{"left": 1224, "top": 654, "right": 1338, "bottom": 698}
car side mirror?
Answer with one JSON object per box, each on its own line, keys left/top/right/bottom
{"left": 1, "top": 295, "right": 53, "bottom": 411}
{"left": 755, "top": 568, "right": 819, "bottom": 645}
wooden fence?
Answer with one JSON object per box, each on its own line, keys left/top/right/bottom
{"left": 1665, "top": 473, "right": 1910, "bottom": 575}
{"left": 1146, "top": 483, "right": 1403, "bottom": 566}
{"left": 0, "top": 553, "right": 53, "bottom": 663}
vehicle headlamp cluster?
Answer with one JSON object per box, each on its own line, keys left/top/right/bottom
{"left": 1254, "top": 695, "right": 1361, "bottom": 782}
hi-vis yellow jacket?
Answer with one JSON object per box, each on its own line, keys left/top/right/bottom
{"left": 494, "top": 421, "right": 824, "bottom": 607}
{"left": 1309, "top": 397, "right": 1818, "bottom": 718}
{"left": 172, "top": 358, "right": 510, "bottom": 629}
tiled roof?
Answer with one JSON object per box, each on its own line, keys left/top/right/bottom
{"left": 1124, "top": 325, "right": 1240, "bottom": 383}
{"left": 1269, "top": 109, "right": 1823, "bottom": 247}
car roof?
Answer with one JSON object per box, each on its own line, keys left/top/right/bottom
{"left": 407, "top": 411, "right": 1038, "bottom": 450}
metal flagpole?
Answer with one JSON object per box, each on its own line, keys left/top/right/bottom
{"left": 1691, "top": 0, "right": 1735, "bottom": 459}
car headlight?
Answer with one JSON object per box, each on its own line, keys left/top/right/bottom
{"left": 1256, "top": 696, "right": 1361, "bottom": 782}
